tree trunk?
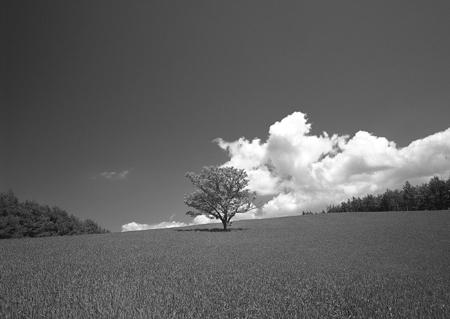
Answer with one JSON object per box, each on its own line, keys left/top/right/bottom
{"left": 221, "top": 219, "right": 228, "bottom": 231}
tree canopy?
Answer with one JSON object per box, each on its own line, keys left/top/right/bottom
{"left": 0, "top": 190, "right": 109, "bottom": 239}
{"left": 184, "top": 166, "right": 256, "bottom": 230}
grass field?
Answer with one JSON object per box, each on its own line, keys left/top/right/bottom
{"left": 1, "top": 211, "right": 449, "bottom": 318}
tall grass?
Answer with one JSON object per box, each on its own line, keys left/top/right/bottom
{"left": 1, "top": 211, "right": 449, "bottom": 318}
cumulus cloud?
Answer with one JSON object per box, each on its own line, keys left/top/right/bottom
{"left": 216, "top": 111, "right": 450, "bottom": 217}
{"left": 97, "top": 170, "right": 130, "bottom": 181}
{"left": 122, "top": 111, "right": 450, "bottom": 231}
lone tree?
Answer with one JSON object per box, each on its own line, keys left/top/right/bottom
{"left": 184, "top": 166, "right": 256, "bottom": 230}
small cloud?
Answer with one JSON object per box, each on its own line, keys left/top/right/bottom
{"left": 121, "top": 213, "right": 259, "bottom": 232}
{"left": 121, "top": 221, "right": 187, "bottom": 231}
{"left": 96, "top": 170, "right": 130, "bottom": 181}
{"left": 121, "top": 215, "right": 219, "bottom": 232}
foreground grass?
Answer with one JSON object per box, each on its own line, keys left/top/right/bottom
{"left": 0, "top": 211, "right": 449, "bottom": 318}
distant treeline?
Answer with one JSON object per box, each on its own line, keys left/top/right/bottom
{"left": 0, "top": 191, "right": 109, "bottom": 239}
{"left": 327, "top": 176, "right": 450, "bottom": 213}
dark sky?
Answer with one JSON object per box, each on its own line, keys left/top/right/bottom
{"left": 3, "top": 0, "right": 450, "bottom": 231}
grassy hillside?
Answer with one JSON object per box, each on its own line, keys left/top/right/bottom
{"left": 1, "top": 211, "right": 449, "bottom": 318}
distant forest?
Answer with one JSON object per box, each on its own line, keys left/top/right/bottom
{"left": 327, "top": 176, "right": 450, "bottom": 213}
{"left": 0, "top": 191, "right": 109, "bottom": 239}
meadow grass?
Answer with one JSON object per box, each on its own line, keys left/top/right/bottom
{"left": 1, "top": 211, "right": 449, "bottom": 318}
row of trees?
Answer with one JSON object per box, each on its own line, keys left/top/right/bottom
{"left": 327, "top": 176, "right": 450, "bottom": 213}
{"left": 0, "top": 191, "right": 109, "bottom": 239}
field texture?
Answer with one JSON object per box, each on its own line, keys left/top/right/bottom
{"left": 1, "top": 211, "right": 449, "bottom": 318}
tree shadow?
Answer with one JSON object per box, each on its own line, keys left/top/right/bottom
{"left": 175, "top": 228, "right": 247, "bottom": 232}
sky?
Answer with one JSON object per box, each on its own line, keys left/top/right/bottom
{"left": 3, "top": 1, "right": 450, "bottom": 232}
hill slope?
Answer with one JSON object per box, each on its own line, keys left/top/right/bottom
{"left": 1, "top": 211, "right": 449, "bottom": 318}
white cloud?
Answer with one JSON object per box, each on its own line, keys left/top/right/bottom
{"left": 121, "top": 212, "right": 260, "bottom": 232}
{"left": 121, "top": 215, "right": 219, "bottom": 232}
{"left": 217, "top": 111, "right": 450, "bottom": 217}
{"left": 97, "top": 170, "right": 130, "bottom": 180}
{"left": 122, "top": 111, "right": 450, "bottom": 231}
